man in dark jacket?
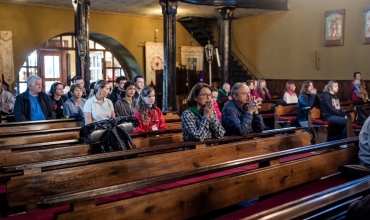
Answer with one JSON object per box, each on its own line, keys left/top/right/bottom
{"left": 221, "top": 82, "right": 265, "bottom": 136}
{"left": 217, "top": 83, "right": 231, "bottom": 112}
{"left": 108, "top": 76, "right": 127, "bottom": 107}
{"left": 14, "top": 75, "right": 56, "bottom": 121}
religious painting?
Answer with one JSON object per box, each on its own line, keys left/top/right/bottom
{"left": 180, "top": 46, "right": 204, "bottom": 71}
{"left": 188, "top": 58, "right": 197, "bottom": 71}
{"left": 324, "top": 9, "right": 345, "bottom": 46}
{"left": 145, "top": 42, "right": 164, "bottom": 86}
{"left": 364, "top": 5, "right": 370, "bottom": 44}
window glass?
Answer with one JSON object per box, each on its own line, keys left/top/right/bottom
{"left": 95, "top": 43, "right": 105, "bottom": 50}
{"left": 113, "top": 57, "right": 121, "bottom": 68}
{"left": 89, "top": 40, "right": 95, "bottom": 49}
{"left": 44, "top": 55, "right": 60, "bottom": 78}
{"left": 28, "top": 50, "right": 38, "bottom": 66}
{"left": 61, "top": 36, "right": 72, "bottom": 48}
{"left": 18, "top": 83, "right": 27, "bottom": 94}
{"left": 105, "top": 52, "right": 112, "bottom": 68}
{"left": 19, "top": 68, "right": 28, "bottom": 81}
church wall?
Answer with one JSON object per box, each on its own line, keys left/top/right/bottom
{"left": 0, "top": 2, "right": 197, "bottom": 83}
{"left": 232, "top": 0, "right": 370, "bottom": 80}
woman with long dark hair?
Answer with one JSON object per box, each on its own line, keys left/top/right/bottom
{"left": 133, "top": 87, "right": 166, "bottom": 132}
{"left": 115, "top": 80, "right": 137, "bottom": 117}
{"left": 49, "top": 82, "right": 68, "bottom": 118}
{"left": 297, "top": 80, "right": 319, "bottom": 128}
{"left": 351, "top": 72, "right": 369, "bottom": 102}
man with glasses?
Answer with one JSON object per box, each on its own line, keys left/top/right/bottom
{"left": 221, "top": 82, "right": 265, "bottom": 136}
{"left": 108, "top": 76, "right": 127, "bottom": 107}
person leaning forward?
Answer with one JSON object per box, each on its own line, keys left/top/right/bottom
{"left": 221, "top": 82, "right": 265, "bottom": 136}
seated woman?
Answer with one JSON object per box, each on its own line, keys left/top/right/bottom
{"left": 83, "top": 80, "right": 115, "bottom": 124}
{"left": 256, "top": 78, "right": 272, "bottom": 102}
{"left": 321, "top": 80, "right": 347, "bottom": 139}
{"left": 210, "top": 86, "right": 222, "bottom": 122}
{"left": 133, "top": 87, "right": 166, "bottom": 132}
{"left": 246, "top": 80, "right": 262, "bottom": 102}
{"left": 49, "top": 82, "right": 68, "bottom": 119}
{"left": 182, "top": 83, "right": 225, "bottom": 141}
{"left": 297, "top": 80, "right": 320, "bottom": 128}
{"left": 283, "top": 81, "right": 298, "bottom": 104}
{"left": 63, "top": 83, "right": 86, "bottom": 125}
{"left": 115, "top": 80, "right": 137, "bottom": 117}
{"left": 352, "top": 71, "right": 369, "bottom": 102}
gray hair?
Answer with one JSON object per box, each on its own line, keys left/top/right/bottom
{"left": 230, "top": 82, "right": 247, "bottom": 97}
{"left": 323, "top": 80, "right": 338, "bottom": 93}
{"left": 27, "top": 75, "right": 42, "bottom": 87}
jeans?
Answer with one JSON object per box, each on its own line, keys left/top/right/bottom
{"left": 299, "top": 121, "right": 308, "bottom": 128}
{"left": 326, "top": 115, "right": 347, "bottom": 138}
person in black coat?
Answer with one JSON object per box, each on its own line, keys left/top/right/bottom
{"left": 217, "top": 83, "right": 232, "bottom": 112}
{"left": 14, "top": 75, "right": 56, "bottom": 121}
{"left": 221, "top": 82, "right": 265, "bottom": 136}
{"left": 49, "top": 82, "right": 68, "bottom": 119}
{"left": 320, "top": 80, "right": 347, "bottom": 139}
{"left": 108, "top": 76, "right": 127, "bottom": 107}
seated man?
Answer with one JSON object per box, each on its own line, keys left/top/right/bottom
{"left": 108, "top": 75, "right": 127, "bottom": 107}
{"left": 0, "top": 80, "right": 15, "bottom": 114}
{"left": 14, "top": 75, "right": 56, "bottom": 121}
{"left": 222, "top": 82, "right": 265, "bottom": 136}
{"left": 217, "top": 83, "right": 232, "bottom": 112}
{"left": 359, "top": 117, "right": 370, "bottom": 166}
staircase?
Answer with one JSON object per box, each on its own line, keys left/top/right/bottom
{"left": 178, "top": 16, "right": 255, "bottom": 83}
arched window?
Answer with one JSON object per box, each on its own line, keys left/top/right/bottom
{"left": 17, "top": 34, "right": 127, "bottom": 95}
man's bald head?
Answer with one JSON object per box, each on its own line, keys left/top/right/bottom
{"left": 223, "top": 83, "right": 230, "bottom": 93}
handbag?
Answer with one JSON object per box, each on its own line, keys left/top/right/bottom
{"left": 79, "top": 116, "right": 139, "bottom": 152}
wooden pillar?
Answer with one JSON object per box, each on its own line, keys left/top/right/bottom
{"left": 72, "top": 0, "right": 90, "bottom": 90}
{"left": 219, "top": 7, "right": 234, "bottom": 86}
{"left": 159, "top": 0, "right": 178, "bottom": 112}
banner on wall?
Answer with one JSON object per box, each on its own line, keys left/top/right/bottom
{"left": 145, "top": 42, "right": 164, "bottom": 86}
{"left": 180, "top": 46, "right": 204, "bottom": 72}
{"left": 0, "top": 31, "right": 15, "bottom": 85}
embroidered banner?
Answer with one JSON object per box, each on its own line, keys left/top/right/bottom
{"left": 145, "top": 42, "right": 164, "bottom": 86}
{"left": 0, "top": 31, "right": 15, "bottom": 85}
{"left": 180, "top": 46, "right": 204, "bottom": 72}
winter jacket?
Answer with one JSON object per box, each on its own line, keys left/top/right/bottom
{"left": 297, "top": 93, "right": 320, "bottom": 122}
{"left": 134, "top": 106, "right": 166, "bottom": 132}
{"left": 50, "top": 94, "right": 68, "bottom": 118}
{"left": 217, "top": 88, "right": 229, "bottom": 112}
{"left": 221, "top": 99, "right": 265, "bottom": 136}
{"left": 115, "top": 97, "right": 136, "bottom": 117}
{"left": 320, "top": 91, "right": 345, "bottom": 120}
{"left": 108, "top": 87, "right": 122, "bottom": 107}
{"left": 14, "top": 90, "right": 56, "bottom": 122}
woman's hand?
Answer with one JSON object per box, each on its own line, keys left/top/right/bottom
{"left": 204, "top": 100, "right": 214, "bottom": 118}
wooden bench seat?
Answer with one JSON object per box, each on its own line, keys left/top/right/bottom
{"left": 47, "top": 138, "right": 358, "bottom": 219}
{"left": 5, "top": 131, "right": 310, "bottom": 209}
{"left": 274, "top": 104, "right": 297, "bottom": 129}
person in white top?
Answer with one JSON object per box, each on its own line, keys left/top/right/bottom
{"left": 83, "top": 80, "right": 115, "bottom": 124}
{"left": 283, "top": 81, "right": 298, "bottom": 104}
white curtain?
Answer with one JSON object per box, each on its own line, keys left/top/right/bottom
{"left": 0, "top": 31, "right": 15, "bottom": 85}
{"left": 180, "top": 46, "right": 204, "bottom": 71}
{"left": 145, "top": 42, "right": 164, "bottom": 86}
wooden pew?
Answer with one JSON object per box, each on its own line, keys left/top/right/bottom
{"left": 230, "top": 172, "right": 370, "bottom": 220}
{"left": 163, "top": 112, "right": 181, "bottom": 122}
{"left": 47, "top": 138, "right": 358, "bottom": 220}
{"left": 5, "top": 131, "right": 310, "bottom": 210}
{"left": 0, "top": 118, "right": 81, "bottom": 135}
{"left": 308, "top": 107, "right": 355, "bottom": 144}
{"left": 274, "top": 104, "right": 297, "bottom": 129}
{"left": 259, "top": 102, "right": 275, "bottom": 128}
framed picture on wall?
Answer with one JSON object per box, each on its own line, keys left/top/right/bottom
{"left": 324, "top": 9, "right": 345, "bottom": 46}
{"left": 364, "top": 5, "right": 370, "bottom": 44}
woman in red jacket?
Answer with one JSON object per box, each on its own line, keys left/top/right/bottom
{"left": 133, "top": 86, "right": 166, "bottom": 132}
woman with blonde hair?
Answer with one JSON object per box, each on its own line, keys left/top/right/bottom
{"left": 133, "top": 87, "right": 166, "bottom": 132}
{"left": 181, "top": 83, "right": 225, "bottom": 142}
{"left": 321, "top": 80, "right": 347, "bottom": 139}
{"left": 283, "top": 81, "right": 298, "bottom": 104}
{"left": 256, "top": 78, "right": 271, "bottom": 102}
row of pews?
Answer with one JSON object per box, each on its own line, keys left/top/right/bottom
{"left": 0, "top": 110, "right": 365, "bottom": 219}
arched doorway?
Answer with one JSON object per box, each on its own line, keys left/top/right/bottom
{"left": 17, "top": 32, "right": 143, "bottom": 95}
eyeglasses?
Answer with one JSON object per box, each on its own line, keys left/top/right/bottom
{"left": 198, "top": 93, "right": 213, "bottom": 98}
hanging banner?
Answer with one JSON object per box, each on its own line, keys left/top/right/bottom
{"left": 0, "top": 31, "right": 15, "bottom": 85}
{"left": 145, "top": 42, "right": 164, "bottom": 86}
{"left": 180, "top": 46, "right": 204, "bottom": 71}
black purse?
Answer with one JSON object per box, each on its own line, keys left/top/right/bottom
{"left": 79, "top": 116, "right": 139, "bottom": 153}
